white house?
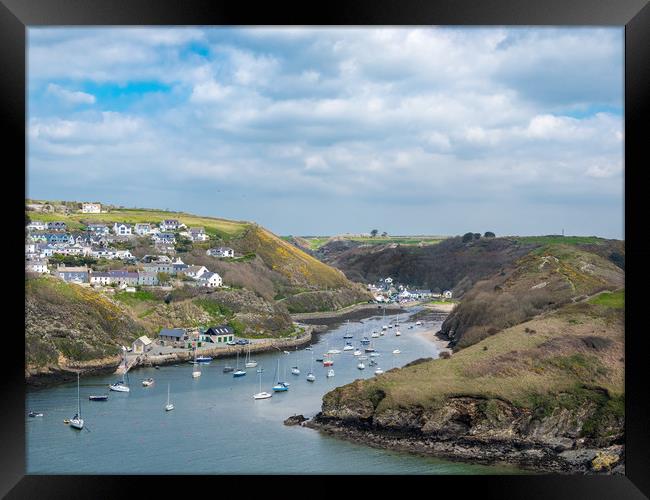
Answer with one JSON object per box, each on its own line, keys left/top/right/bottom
{"left": 196, "top": 271, "right": 222, "bottom": 288}
{"left": 81, "top": 203, "right": 101, "bottom": 213}
{"left": 134, "top": 223, "right": 153, "bottom": 236}
{"left": 86, "top": 223, "right": 110, "bottom": 235}
{"left": 182, "top": 265, "right": 208, "bottom": 279}
{"left": 188, "top": 227, "right": 209, "bottom": 242}
{"left": 159, "top": 219, "right": 181, "bottom": 231}
{"left": 25, "top": 260, "right": 49, "bottom": 274}
{"left": 112, "top": 222, "right": 132, "bottom": 236}
{"left": 207, "top": 247, "right": 234, "bottom": 258}
{"left": 26, "top": 220, "right": 47, "bottom": 231}
{"left": 89, "top": 272, "right": 112, "bottom": 286}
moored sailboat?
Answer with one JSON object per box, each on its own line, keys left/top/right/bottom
{"left": 70, "top": 372, "right": 84, "bottom": 430}
{"left": 165, "top": 383, "right": 174, "bottom": 411}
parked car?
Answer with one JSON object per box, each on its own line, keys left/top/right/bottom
{"left": 226, "top": 341, "right": 236, "bottom": 346}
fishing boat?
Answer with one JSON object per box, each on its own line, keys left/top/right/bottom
{"left": 165, "top": 383, "right": 174, "bottom": 411}
{"left": 70, "top": 372, "right": 84, "bottom": 430}
{"left": 89, "top": 395, "right": 108, "bottom": 401}
{"left": 291, "top": 347, "right": 300, "bottom": 375}
{"left": 322, "top": 354, "right": 334, "bottom": 367}
{"left": 326, "top": 368, "right": 335, "bottom": 378}
{"left": 196, "top": 356, "right": 213, "bottom": 363}
{"left": 110, "top": 349, "right": 130, "bottom": 392}
{"left": 305, "top": 346, "right": 313, "bottom": 351}
{"left": 142, "top": 378, "right": 154, "bottom": 387}
{"left": 253, "top": 369, "right": 272, "bottom": 400}
{"left": 357, "top": 361, "right": 366, "bottom": 370}
{"left": 374, "top": 367, "right": 384, "bottom": 375}
{"left": 272, "top": 359, "right": 289, "bottom": 392}
{"left": 28, "top": 411, "right": 44, "bottom": 417}
{"left": 192, "top": 347, "right": 202, "bottom": 378}
{"left": 233, "top": 351, "right": 246, "bottom": 377}
{"left": 245, "top": 345, "right": 257, "bottom": 368}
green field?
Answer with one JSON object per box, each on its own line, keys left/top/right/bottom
{"left": 296, "top": 235, "right": 447, "bottom": 250}
{"left": 27, "top": 207, "right": 249, "bottom": 239}
{"left": 588, "top": 289, "right": 624, "bottom": 309}
{"left": 510, "top": 235, "right": 608, "bottom": 246}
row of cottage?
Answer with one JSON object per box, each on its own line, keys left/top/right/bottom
{"left": 132, "top": 325, "right": 236, "bottom": 353}
{"left": 50, "top": 257, "right": 223, "bottom": 288}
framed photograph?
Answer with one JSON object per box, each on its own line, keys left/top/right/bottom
{"left": 3, "top": 0, "right": 649, "bottom": 497}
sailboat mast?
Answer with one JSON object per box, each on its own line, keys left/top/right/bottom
{"left": 77, "top": 372, "right": 80, "bottom": 416}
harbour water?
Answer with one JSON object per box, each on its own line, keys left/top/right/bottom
{"left": 26, "top": 307, "right": 522, "bottom": 474}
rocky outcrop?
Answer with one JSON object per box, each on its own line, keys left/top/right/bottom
{"left": 284, "top": 414, "right": 307, "bottom": 426}
{"left": 310, "top": 391, "right": 624, "bottom": 473}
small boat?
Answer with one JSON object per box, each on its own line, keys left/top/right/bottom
{"left": 291, "top": 348, "right": 300, "bottom": 375}
{"left": 393, "top": 349, "right": 401, "bottom": 354}
{"left": 315, "top": 357, "right": 324, "bottom": 363}
{"left": 196, "top": 356, "right": 213, "bottom": 363}
{"left": 371, "top": 331, "right": 380, "bottom": 338}
{"left": 63, "top": 419, "right": 70, "bottom": 424}
{"left": 343, "top": 344, "right": 354, "bottom": 351}
{"left": 70, "top": 372, "right": 84, "bottom": 430}
{"left": 306, "top": 372, "right": 315, "bottom": 382}
{"left": 382, "top": 325, "right": 388, "bottom": 330}
{"left": 326, "top": 368, "right": 335, "bottom": 378}
{"left": 357, "top": 361, "right": 366, "bottom": 370}
{"left": 154, "top": 366, "right": 160, "bottom": 370}
{"left": 322, "top": 358, "right": 333, "bottom": 367}
{"left": 110, "top": 349, "right": 130, "bottom": 392}
{"left": 327, "top": 349, "right": 341, "bottom": 354}
{"left": 254, "top": 370, "right": 272, "bottom": 400}
{"left": 142, "top": 378, "right": 154, "bottom": 387}
{"left": 380, "top": 330, "right": 385, "bottom": 336}
{"left": 370, "top": 352, "right": 381, "bottom": 357}
{"left": 109, "top": 381, "right": 130, "bottom": 392}
{"left": 343, "top": 320, "right": 353, "bottom": 339}
{"left": 358, "top": 355, "right": 368, "bottom": 360}
{"left": 283, "top": 351, "right": 291, "bottom": 355}
{"left": 369, "top": 359, "right": 378, "bottom": 366}
{"left": 360, "top": 337, "right": 370, "bottom": 345}
{"left": 191, "top": 347, "right": 202, "bottom": 378}
{"left": 305, "top": 346, "right": 313, "bottom": 351}
{"left": 28, "top": 411, "right": 43, "bottom": 418}
{"left": 165, "top": 383, "right": 174, "bottom": 411}
{"left": 232, "top": 352, "right": 246, "bottom": 377}
{"left": 365, "top": 347, "right": 376, "bottom": 352}
{"left": 374, "top": 367, "right": 384, "bottom": 375}
{"left": 245, "top": 345, "right": 257, "bottom": 368}
{"left": 88, "top": 395, "right": 108, "bottom": 401}
{"left": 416, "top": 321, "right": 422, "bottom": 326}
{"left": 256, "top": 367, "right": 264, "bottom": 374}
{"left": 223, "top": 365, "right": 234, "bottom": 373}
{"left": 388, "top": 325, "right": 393, "bottom": 328}
{"left": 353, "top": 350, "right": 362, "bottom": 356}
{"left": 408, "top": 325, "right": 414, "bottom": 329}
{"left": 395, "top": 329, "right": 401, "bottom": 336}
{"left": 272, "top": 359, "right": 289, "bottom": 392}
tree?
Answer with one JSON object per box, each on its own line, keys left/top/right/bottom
{"left": 370, "top": 229, "right": 379, "bottom": 237}
{"left": 484, "top": 231, "right": 496, "bottom": 238}
{"left": 473, "top": 233, "right": 481, "bottom": 240}
{"left": 462, "top": 232, "right": 474, "bottom": 243}
{"left": 381, "top": 231, "right": 388, "bottom": 237}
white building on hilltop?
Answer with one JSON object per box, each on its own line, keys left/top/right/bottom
{"left": 81, "top": 203, "right": 101, "bottom": 213}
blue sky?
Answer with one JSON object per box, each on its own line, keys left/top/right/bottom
{"left": 27, "top": 27, "right": 624, "bottom": 238}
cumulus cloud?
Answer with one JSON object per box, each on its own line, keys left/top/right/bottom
{"left": 26, "top": 27, "right": 624, "bottom": 238}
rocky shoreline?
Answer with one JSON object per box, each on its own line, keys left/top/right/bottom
{"left": 303, "top": 414, "right": 624, "bottom": 474}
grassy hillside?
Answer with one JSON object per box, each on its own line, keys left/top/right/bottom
{"left": 321, "top": 291, "right": 624, "bottom": 449}
{"left": 440, "top": 243, "right": 624, "bottom": 349}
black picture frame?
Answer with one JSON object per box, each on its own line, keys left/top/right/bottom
{"left": 2, "top": 0, "right": 648, "bottom": 497}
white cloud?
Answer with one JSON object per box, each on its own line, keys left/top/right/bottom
{"left": 46, "top": 83, "right": 95, "bottom": 104}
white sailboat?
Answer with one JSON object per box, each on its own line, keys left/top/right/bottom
{"left": 382, "top": 306, "right": 388, "bottom": 330}
{"left": 253, "top": 369, "right": 272, "bottom": 399}
{"left": 165, "top": 383, "right": 174, "bottom": 411}
{"left": 70, "top": 372, "right": 84, "bottom": 430}
{"left": 192, "top": 347, "right": 202, "bottom": 378}
{"left": 326, "top": 368, "right": 335, "bottom": 377}
{"left": 110, "top": 348, "right": 130, "bottom": 392}
{"left": 343, "top": 320, "right": 353, "bottom": 339}
{"left": 357, "top": 360, "right": 366, "bottom": 370}
{"left": 306, "top": 351, "right": 316, "bottom": 382}
{"left": 291, "top": 347, "right": 300, "bottom": 375}
{"left": 233, "top": 351, "right": 246, "bottom": 377}
{"left": 245, "top": 345, "right": 258, "bottom": 368}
